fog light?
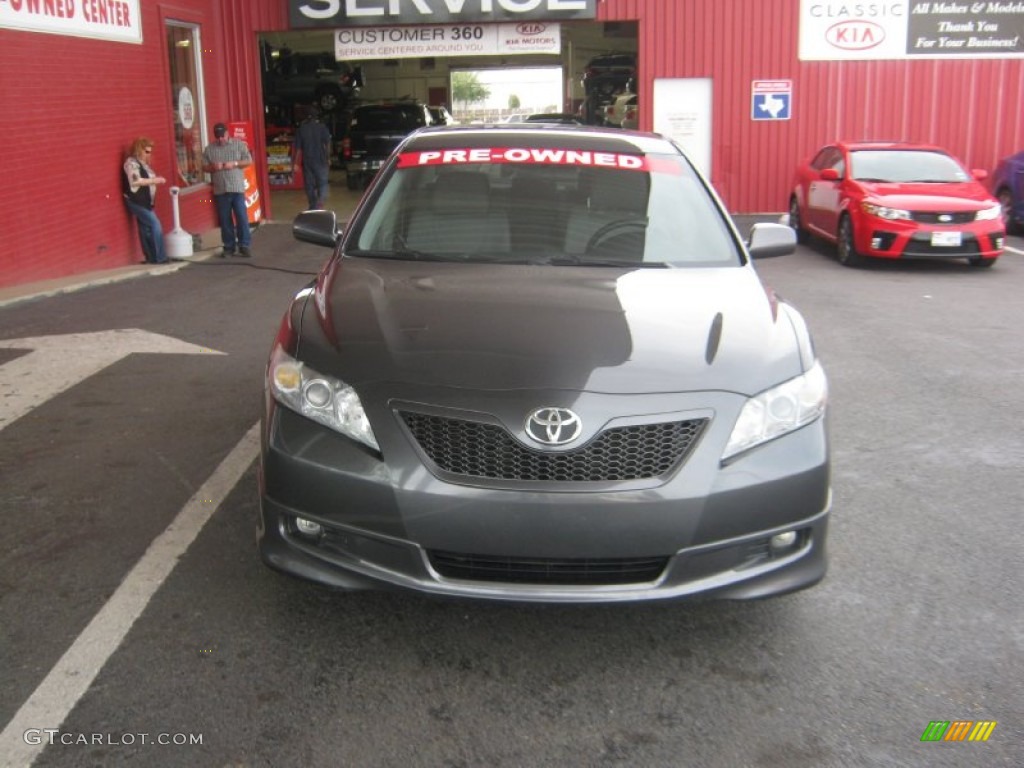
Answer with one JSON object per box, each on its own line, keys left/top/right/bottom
{"left": 770, "top": 531, "right": 798, "bottom": 551}
{"left": 295, "top": 517, "right": 323, "bottom": 537}
{"left": 871, "top": 236, "right": 882, "bottom": 250}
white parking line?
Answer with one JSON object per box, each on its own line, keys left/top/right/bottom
{"left": 0, "top": 423, "right": 261, "bottom": 768}
{"left": 1005, "top": 244, "right": 1023, "bottom": 256}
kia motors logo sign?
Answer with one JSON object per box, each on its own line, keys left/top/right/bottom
{"left": 826, "top": 20, "right": 885, "bottom": 51}
{"left": 516, "top": 23, "right": 547, "bottom": 36}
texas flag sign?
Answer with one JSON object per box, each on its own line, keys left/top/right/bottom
{"left": 752, "top": 80, "right": 792, "bottom": 121}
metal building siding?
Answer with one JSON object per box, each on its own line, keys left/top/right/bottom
{"left": 598, "top": 0, "right": 1024, "bottom": 213}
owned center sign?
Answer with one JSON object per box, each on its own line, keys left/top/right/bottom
{"left": 291, "top": 0, "right": 595, "bottom": 28}
{"left": 335, "top": 22, "right": 560, "bottom": 58}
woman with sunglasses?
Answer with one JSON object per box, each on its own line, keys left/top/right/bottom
{"left": 122, "top": 137, "right": 169, "bottom": 264}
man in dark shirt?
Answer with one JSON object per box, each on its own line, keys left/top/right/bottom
{"left": 292, "top": 107, "right": 332, "bottom": 210}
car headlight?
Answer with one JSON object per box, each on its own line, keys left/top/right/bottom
{"left": 723, "top": 361, "right": 827, "bottom": 461}
{"left": 268, "top": 345, "right": 379, "bottom": 451}
{"left": 861, "top": 201, "right": 911, "bottom": 220}
{"left": 975, "top": 204, "right": 1003, "bottom": 221}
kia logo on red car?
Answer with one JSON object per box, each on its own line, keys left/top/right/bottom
{"left": 516, "top": 23, "right": 547, "bottom": 36}
{"left": 826, "top": 20, "right": 885, "bottom": 50}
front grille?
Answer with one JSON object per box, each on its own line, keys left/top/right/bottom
{"left": 901, "top": 233, "right": 980, "bottom": 258}
{"left": 911, "top": 211, "right": 976, "bottom": 224}
{"left": 428, "top": 550, "right": 669, "bottom": 585}
{"left": 400, "top": 412, "right": 707, "bottom": 482}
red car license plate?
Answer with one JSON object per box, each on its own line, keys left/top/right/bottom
{"left": 931, "top": 231, "right": 962, "bottom": 247}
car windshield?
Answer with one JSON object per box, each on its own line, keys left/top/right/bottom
{"left": 850, "top": 150, "right": 971, "bottom": 183}
{"left": 346, "top": 149, "right": 740, "bottom": 268}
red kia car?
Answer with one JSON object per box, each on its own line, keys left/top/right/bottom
{"left": 789, "top": 141, "right": 1005, "bottom": 268}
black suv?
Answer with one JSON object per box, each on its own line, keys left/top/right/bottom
{"left": 263, "top": 50, "right": 360, "bottom": 113}
{"left": 341, "top": 101, "right": 434, "bottom": 189}
{"left": 580, "top": 52, "right": 636, "bottom": 124}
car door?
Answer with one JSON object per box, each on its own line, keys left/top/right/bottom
{"left": 806, "top": 147, "right": 845, "bottom": 236}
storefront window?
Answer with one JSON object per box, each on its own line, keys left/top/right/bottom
{"left": 167, "top": 23, "right": 206, "bottom": 188}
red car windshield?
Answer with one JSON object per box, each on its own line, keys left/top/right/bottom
{"left": 849, "top": 150, "right": 971, "bottom": 184}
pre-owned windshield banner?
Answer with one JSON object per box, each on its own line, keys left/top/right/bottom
{"left": 291, "top": 0, "right": 596, "bottom": 28}
{"left": 396, "top": 149, "right": 685, "bottom": 175}
{"left": 800, "top": 0, "right": 1024, "bottom": 60}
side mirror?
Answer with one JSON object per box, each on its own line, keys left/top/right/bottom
{"left": 971, "top": 169, "right": 988, "bottom": 181}
{"left": 747, "top": 222, "right": 796, "bottom": 259}
{"left": 820, "top": 168, "right": 841, "bottom": 181}
{"left": 292, "top": 210, "right": 341, "bottom": 248}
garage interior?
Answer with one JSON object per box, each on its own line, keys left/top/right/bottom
{"left": 257, "top": 20, "right": 638, "bottom": 214}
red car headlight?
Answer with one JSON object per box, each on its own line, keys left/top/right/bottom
{"left": 861, "top": 201, "right": 911, "bottom": 221}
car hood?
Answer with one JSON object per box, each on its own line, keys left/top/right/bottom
{"left": 299, "top": 259, "right": 805, "bottom": 396}
{"left": 856, "top": 180, "right": 995, "bottom": 209}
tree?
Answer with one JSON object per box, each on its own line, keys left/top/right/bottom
{"left": 508, "top": 94, "right": 521, "bottom": 110}
{"left": 451, "top": 71, "right": 490, "bottom": 112}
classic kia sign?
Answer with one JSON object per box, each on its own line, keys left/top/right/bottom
{"left": 800, "top": 0, "right": 1024, "bottom": 60}
{"left": 291, "top": 0, "right": 596, "bottom": 28}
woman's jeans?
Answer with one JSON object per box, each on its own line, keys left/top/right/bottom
{"left": 214, "top": 192, "right": 252, "bottom": 251}
{"left": 124, "top": 199, "right": 168, "bottom": 264}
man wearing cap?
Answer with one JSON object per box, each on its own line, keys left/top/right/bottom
{"left": 202, "top": 122, "right": 254, "bottom": 257}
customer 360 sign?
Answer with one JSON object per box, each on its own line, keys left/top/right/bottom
{"left": 335, "top": 22, "right": 560, "bottom": 59}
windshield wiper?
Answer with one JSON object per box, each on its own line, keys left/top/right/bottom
{"left": 573, "top": 259, "right": 669, "bottom": 268}
{"left": 346, "top": 248, "right": 452, "bottom": 262}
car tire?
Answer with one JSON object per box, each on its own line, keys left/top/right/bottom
{"left": 837, "top": 215, "right": 865, "bottom": 268}
{"left": 997, "top": 188, "right": 1021, "bottom": 234}
{"left": 317, "top": 86, "right": 343, "bottom": 113}
{"left": 788, "top": 196, "right": 809, "bottom": 244}
{"left": 968, "top": 257, "right": 997, "bottom": 268}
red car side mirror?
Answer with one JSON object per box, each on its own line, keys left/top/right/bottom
{"left": 820, "top": 168, "right": 840, "bottom": 181}
{"left": 972, "top": 169, "right": 988, "bottom": 181}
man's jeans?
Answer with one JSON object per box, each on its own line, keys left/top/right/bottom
{"left": 214, "top": 192, "right": 252, "bottom": 251}
{"left": 123, "top": 199, "right": 168, "bottom": 264}
{"left": 303, "top": 165, "right": 329, "bottom": 210}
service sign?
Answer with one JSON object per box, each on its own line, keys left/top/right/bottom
{"left": 292, "top": 0, "right": 595, "bottom": 28}
{"left": 800, "top": 1, "right": 1024, "bottom": 60}
{"left": 0, "top": 0, "right": 142, "bottom": 44}
{"left": 336, "top": 22, "right": 559, "bottom": 59}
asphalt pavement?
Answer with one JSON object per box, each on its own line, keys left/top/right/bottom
{"left": 1, "top": 201, "right": 1022, "bottom": 767}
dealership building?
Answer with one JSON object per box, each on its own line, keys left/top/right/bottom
{"left": 0, "top": 0, "right": 1021, "bottom": 288}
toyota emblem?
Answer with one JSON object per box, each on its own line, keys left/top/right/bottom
{"left": 939, "top": 214, "right": 952, "bottom": 222}
{"left": 525, "top": 407, "right": 582, "bottom": 446}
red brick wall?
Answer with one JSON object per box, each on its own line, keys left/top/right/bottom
{"left": 0, "top": 0, "right": 287, "bottom": 288}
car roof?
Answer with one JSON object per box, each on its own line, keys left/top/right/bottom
{"left": 831, "top": 139, "right": 952, "bottom": 153}
{"left": 355, "top": 99, "right": 426, "bottom": 109}
{"left": 406, "top": 124, "right": 675, "bottom": 154}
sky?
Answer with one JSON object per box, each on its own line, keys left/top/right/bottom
{"left": 460, "top": 66, "right": 563, "bottom": 112}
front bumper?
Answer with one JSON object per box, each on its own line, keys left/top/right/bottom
{"left": 258, "top": 392, "right": 831, "bottom": 603}
{"left": 345, "top": 158, "right": 386, "bottom": 175}
{"left": 856, "top": 218, "right": 1004, "bottom": 260}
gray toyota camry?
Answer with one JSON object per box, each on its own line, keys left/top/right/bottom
{"left": 259, "top": 124, "right": 830, "bottom": 603}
